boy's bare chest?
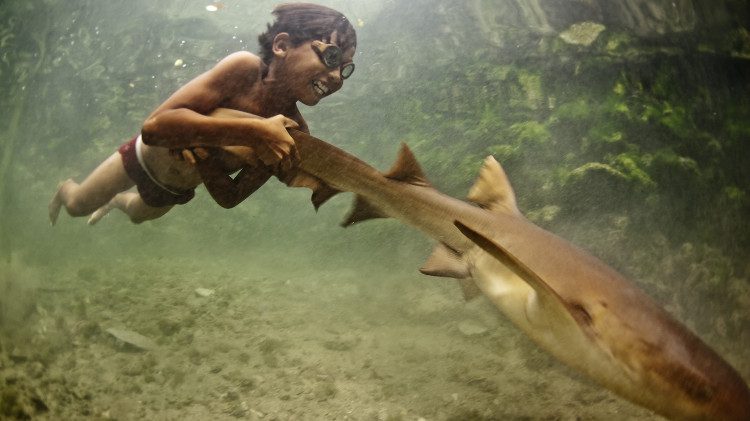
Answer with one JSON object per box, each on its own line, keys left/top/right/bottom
{"left": 220, "top": 94, "right": 273, "bottom": 118}
{"left": 220, "top": 88, "right": 300, "bottom": 123}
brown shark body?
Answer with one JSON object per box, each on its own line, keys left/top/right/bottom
{"left": 285, "top": 129, "right": 750, "bottom": 420}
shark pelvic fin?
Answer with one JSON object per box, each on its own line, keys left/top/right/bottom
{"left": 384, "top": 143, "right": 431, "bottom": 187}
{"left": 419, "top": 243, "right": 470, "bottom": 279}
{"left": 341, "top": 195, "right": 387, "bottom": 226}
{"left": 467, "top": 156, "right": 520, "bottom": 215}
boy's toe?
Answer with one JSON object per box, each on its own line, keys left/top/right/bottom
{"left": 87, "top": 204, "right": 112, "bottom": 226}
{"left": 48, "top": 185, "right": 64, "bottom": 226}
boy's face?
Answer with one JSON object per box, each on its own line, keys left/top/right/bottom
{"left": 280, "top": 32, "right": 355, "bottom": 106}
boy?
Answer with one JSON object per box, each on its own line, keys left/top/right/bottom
{"left": 49, "top": 3, "right": 357, "bottom": 225}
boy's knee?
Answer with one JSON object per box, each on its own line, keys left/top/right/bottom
{"left": 65, "top": 197, "right": 95, "bottom": 217}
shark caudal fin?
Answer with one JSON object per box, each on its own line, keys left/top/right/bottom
{"left": 467, "top": 156, "right": 520, "bottom": 216}
{"left": 342, "top": 143, "right": 430, "bottom": 226}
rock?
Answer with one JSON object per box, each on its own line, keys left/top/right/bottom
{"left": 314, "top": 381, "right": 338, "bottom": 401}
{"left": 457, "top": 320, "right": 489, "bottom": 337}
{"left": 157, "top": 318, "right": 181, "bottom": 336}
{"left": 9, "top": 349, "right": 28, "bottom": 363}
{"left": 194, "top": 288, "right": 214, "bottom": 297}
{"left": 121, "top": 361, "right": 144, "bottom": 377}
{"left": 105, "top": 328, "right": 157, "bottom": 351}
{"left": 322, "top": 333, "right": 360, "bottom": 351}
{"left": 559, "top": 21, "right": 606, "bottom": 46}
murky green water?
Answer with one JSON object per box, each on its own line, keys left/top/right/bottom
{"left": 1, "top": 1, "right": 748, "bottom": 419}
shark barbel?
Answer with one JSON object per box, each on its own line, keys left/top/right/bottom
{"left": 286, "top": 129, "right": 750, "bottom": 420}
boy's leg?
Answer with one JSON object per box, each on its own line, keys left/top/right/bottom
{"left": 49, "top": 152, "right": 134, "bottom": 225}
{"left": 87, "top": 192, "right": 172, "bottom": 225}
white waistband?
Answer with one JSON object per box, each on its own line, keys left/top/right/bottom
{"left": 135, "top": 135, "right": 184, "bottom": 196}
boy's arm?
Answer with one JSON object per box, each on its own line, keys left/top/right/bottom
{"left": 196, "top": 158, "right": 272, "bottom": 209}
{"left": 140, "top": 52, "right": 298, "bottom": 169}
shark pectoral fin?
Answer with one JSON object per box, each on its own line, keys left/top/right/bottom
{"left": 419, "top": 243, "right": 470, "bottom": 279}
{"left": 341, "top": 195, "right": 388, "bottom": 227}
{"left": 384, "top": 143, "right": 431, "bottom": 187}
{"left": 467, "top": 156, "right": 520, "bottom": 216}
{"left": 278, "top": 169, "right": 341, "bottom": 210}
{"left": 454, "top": 220, "right": 581, "bottom": 327}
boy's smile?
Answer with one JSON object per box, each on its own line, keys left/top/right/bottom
{"left": 312, "top": 80, "right": 330, "bottom": 96}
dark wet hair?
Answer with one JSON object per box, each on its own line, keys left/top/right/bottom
{"left": 258, "top": 3, "right": 357, "bottom": 65}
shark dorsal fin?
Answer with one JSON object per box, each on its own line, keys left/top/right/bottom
{"left": 341, "top": 195, "right": 387, "bottom": 226}
{"left": 467, "top": 156, "right": 520, "bottom": 215}
{"left": 384, "top": 143, "right": 430, "bottom": 186}
{"left": 420, "top": 243, "right": 470, "bottom": 279}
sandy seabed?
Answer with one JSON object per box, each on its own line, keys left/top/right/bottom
{"left": 0, "top": 255, "right": 702, "bottom": 420}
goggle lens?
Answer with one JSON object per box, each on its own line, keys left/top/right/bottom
{"left": 340, "top": 63, "right": 355, "bottom": 79}
{"left": 313, "top": 41, "right": 355, "bottom": 79}
{"left": 321, "top": 47, "right": 341, "bottom": 68}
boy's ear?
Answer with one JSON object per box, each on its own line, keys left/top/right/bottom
{"left": 272, "top": 33, "right": 291, "bottom": 58}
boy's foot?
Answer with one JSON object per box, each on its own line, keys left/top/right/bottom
{"left": 87, "top": 202, "right": 113, "bottom": 225}
{"left": 48, "top": 180, "right": 70, "bottom": 226}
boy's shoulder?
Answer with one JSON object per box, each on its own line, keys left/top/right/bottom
{"left": 222, "top": 51, "right": 262, "bottom": 65}
{"left": 216, "top": 51, "right": 263, "bottom": 78}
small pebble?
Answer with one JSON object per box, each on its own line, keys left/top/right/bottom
{"left": 457, "top": 320, "right": 489, "bottom": 336}
{"left": 195, "top": 288, "right": 215, "bottom": 297}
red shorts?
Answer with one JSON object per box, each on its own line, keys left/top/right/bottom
{"left": 118, "top": 136, "right": 195, "bottom": 208}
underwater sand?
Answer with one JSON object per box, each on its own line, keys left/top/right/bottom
{"left": 0, "top": 255, "right": 673, "bottom": 420}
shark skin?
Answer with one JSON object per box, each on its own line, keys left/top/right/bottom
{"left": 286, "top": 129, "right": 750, "bottom": 420}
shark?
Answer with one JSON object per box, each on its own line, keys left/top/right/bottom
{"left": 283, "top": 128, "right": 750, "bottom": 420}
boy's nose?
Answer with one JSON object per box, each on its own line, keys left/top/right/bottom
{"left": 326, "top": 68, "right": 344, "bottom": 89}
{"left": 327, "top": 67, "right": 343, "bottom": 82}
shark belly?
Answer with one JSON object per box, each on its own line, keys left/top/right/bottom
{"left": 468, "top": 247, "right": 630, "bottom": 392}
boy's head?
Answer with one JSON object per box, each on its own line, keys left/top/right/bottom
{"left": 258, "top": 3, "right": 357, "bottom": 65}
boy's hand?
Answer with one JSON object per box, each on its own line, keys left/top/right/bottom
{"left": 169, "top": 147, "right": 210, "bottom": 165}
{"left": 255, "top": 115, "right": 300, "bottom": 171}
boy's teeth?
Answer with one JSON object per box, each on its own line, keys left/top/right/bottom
{"left": 313, "top": 81, "right": 328, "bottom": 95}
